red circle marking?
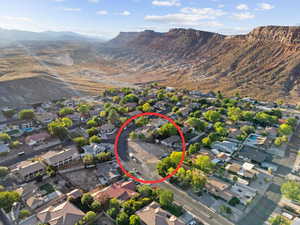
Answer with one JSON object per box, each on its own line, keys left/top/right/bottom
{"left": 114, "top": 112, "right": 186, "bottom": 184}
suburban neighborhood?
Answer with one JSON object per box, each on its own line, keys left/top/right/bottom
{"left": 1, "top": 84, "right": 300, "bottom": 225}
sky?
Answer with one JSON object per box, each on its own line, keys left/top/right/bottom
{"left": 0, "top": 0, "right": 299, "bottom": 39}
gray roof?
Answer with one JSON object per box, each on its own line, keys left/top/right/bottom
{"left": 239, "top": 146, "right": 268, "bottom": 163}
{"left": 0, "top": 144, "right": 10, "bottom": 153}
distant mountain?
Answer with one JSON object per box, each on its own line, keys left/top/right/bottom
{"left": 0, "top": 28, "right": 104, "bottom": 45}
{"left": 100, "top": 26, "right": 300, "bottom": 103}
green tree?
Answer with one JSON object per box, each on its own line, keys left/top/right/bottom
{"left": 279, "top": 124, "right": 293, "bottom": 136}
{"left": 48, "top": 119, "right": 69, "bottom": 139}
{"left": 202, "top": 137, "right": 212, "bottom": 147}
{"left": 0, "top": 191, "right": 20, "bottom": 212}
{"left": 135, "top": 117, "right": 149, "bottom": 127}
{"left": 108, "top": 108, "right": 120, "bottom": 123}
{"left": 61, "top": 117, "right": 73, "bottom": 127}
{"left": 73, "top": 137, "right": 88, "bottom": 147}
{"left": 227, "top": 107, "right": 242, "bottom": 122}
{"left": 159, "top": 189, "right": 174, "bottom": 208}
{"left": 269, "top": 215, "right": 291, "bottom": 225}
{"left": 169, "top": 152, "right": 183, "bottom": 165}
{"left": 82, "top": 211, "right": 97, "bottom": 224}
{"left": 86, "top": 127, "right": 98, "bottom": 137}
{"left": 91, "top": 200, "right": 101, "bottom": 212}
{"left": 19, "top": 109, "right": 35, "bottom": 120}
{"left": 203, "top": 110, "right": 221, "bottom": 123}
{"left": 137, "top": 185, "right": 153, "bottom": 197}
{"left": 116, "top": 212, "right": 129, "bottom": 225}
{"left": 0, "top": 133, "right": 11, "bottom": 143}
{"left": 129, "top": 215, "right": 141, "bottom": 225}
{"left": 83, "top": 154, "right": 94, "bottom": 165}
{"left": 0, "top": 167, "right": 9, "bottom": 178}
{"left": 188, "top": 143, "right": 200, "bottom": 155}
{"left": 89, "top": 135, "right": 101, "bottom": 144}
{"left": 78, "top": 104, "right": 90, "bottom": 115}
{"left": 19, "top": 209, "right": 30, "bottom": 220}
{"left": 124, "top": 94, "right": 139, "bottom": 103}
{"left": 142, "top": 103, "right": 152, "bottom": 112}
{"left": 194, "top": 155, "right": 214, "bottom": 173}
{"left": 191, "top": 170, "right": 206, "bottom": 192}
{"left": 185, "top": 118, "right": 207, "bottom": 132}
{"left": 59, "top": 107, "right": 74, "bottom": 116}
{"left": 158, "top": 123, "right": 177, "bottom": 138}
{"left": 241, "top": 125, "right": 255, "bottom": 135}
{"left": 281, "top": 181, "right": 300, "bottom": 202}
{"left": 81, "top": 193, "right": 94, "bottom": 207}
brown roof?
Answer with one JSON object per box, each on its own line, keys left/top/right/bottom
{"left": 136, "top": 202, "right": 185, "bottom": 225}
{"left": 25, "top": 132, "right": 51, "bottom": 144}
{"left": 36, "top": 201, "right": 84, "bottom": 225}
{"left": 92, "top": 181, "right": 137, "bottom": 201}
{"left": 225, "top": 163, "right": 241, "bottom": 173}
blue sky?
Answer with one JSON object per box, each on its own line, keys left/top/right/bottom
{"left": 0, "top": 0, "right": 299, "bottom": 39}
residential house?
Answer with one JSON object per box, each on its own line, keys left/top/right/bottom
{"left": 99, "top": 124, "right": 117, "bottom": 139}
{"left": 230, "top": 184, "right": 257, "bottom": 205}
{"left": 36, "top": 201, "right": 85, "bottom": 225}
{"left": 81, "top": 143, "right": 114, "bottom": 156}
{"left": 136, "top": 202, "right": 185, "bottom": 225}
{"left": 0, "top": 144, "right": 10, "bottom": 154}
{"left": 212, "top": 141, "right": 239, "bottom": 155}
{"left": 239, "top": 145, "right": 268, "bottom": 165}
{"left": 14, "top": 160, "right": 45, "bottom": 181}
{"left": 205, "top": 177, "right": 234, "bottom": 202}
{"left": 96, "top": 161, "right": 121, "bottom": 185}
{"left": 41, "top": 147, "right": 79, "bottom": 168}
{"left": 92, "top": 181, "right": 137, "bottom": 202}
{"left": 161, "top": 136, "right": 181, "bottom": 149}
{"left": 243, "top": 134, "right": 267, "bottom": 148}
{"left": 25, "top": 132, "right": 51, "bottom": 147}
{"left": 35, "top": 112, "right": 57, "bottom": 125}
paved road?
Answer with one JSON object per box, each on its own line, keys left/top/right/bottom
{"left": 0, "top": 210, "right": 12, "bottom": 225}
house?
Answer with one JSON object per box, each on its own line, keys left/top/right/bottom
{"left": 99, "top": 124, "right": 117, "bottom": 138}
{"left": 136, "top": 202, "right": 185, "bottom": 225}
{"left": 81, "top": 143, "right": 114, "bottom": 156}
{"left": 14, "top": 160, "right": 45, "bottom": 181}
{"left": 66, "top": 189, "right": 83, "bottom": 200}
{"left": 25, "top": 132, "right": 51, "bottom": 146}
{"left": 41, "top": 147, "right": 79, "bottom": 168}
{"left": 35, "top": 112, "right": 57, "bottom": 125}
{"left": 205, "top": 177, "right": 234, "bottom": 202}
{"left": 243, "top": 134, "right": 267, "bottom": 148}
{"left": 96, "top": 161, "right": 121, "bottom": 185}
{"left": 161, "top": 136, "right": 181, "bottom": 149}
{"left": 212, "top": 141, "right": 239, "bottom": 155}
{"left": 0, "top": 144, "right": 10, "bottom": 154}
{"left": 239, "top": 145, "right": 268, "bottom": 165}
{"left": 226, "top": 163, "right": 257, "bottom": 180}
{"left": 92, "top": 181, "right": 137, "bottom": 201}
{"left": 36, "top": 201, "right": 85, "bottom": 225}
{"left": 230, "top": 183, "right": 257, "bottom": 205}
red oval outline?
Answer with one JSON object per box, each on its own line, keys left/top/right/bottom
{"left": 114, "top": 112, "right": 186, "bottom": 184}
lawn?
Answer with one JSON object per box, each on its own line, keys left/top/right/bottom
{"left": 39, "top": 183, "right": 56, "bottom": 195}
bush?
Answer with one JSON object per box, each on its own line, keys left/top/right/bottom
{"left": 19, "top": 209, "right": 30, "bottom": 220}
{"left": 19, "top": 109, "right": 35, "bottom": 120}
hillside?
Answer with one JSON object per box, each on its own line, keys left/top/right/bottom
{"left": 99, "top": 26, "right": 300, "bottom": 103}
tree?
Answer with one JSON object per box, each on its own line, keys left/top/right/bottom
{"left": 142, "top": 103, "right": 152, "bottom": 112}
{"left": 281, "top": 181, "right": 300, "bottom": 202}
{"left": 194, "top": 155, "right": 214, "bottom": 173}
{"left": 159, "top": 189, "right": 174, "bottom": 208}
{"left": 191, "top": 170, "right": 206, "bottom": 192}
{"left": 107, "top": 207, "right": 119, "bottom": 219}
{"left": 241, "top": 125, "right": 255, "bottom": 136}
{"left": 82, "top": 211, "right": 97, "bottom": 224}
{"left": 227, "top": 107, "right": 242, "bottom": 122}
{"left": 201, "top": 137, "right": 212, "bottom": 147}
{"left": 135, "top": 117, "right": 149, "bottom": 127}
{"left": 109, "top": 198, "right": 121, "bottom": 210}
{"left": 188, "top": 143, "right": 200, "bottom": 155}
{"left": 0, "top": 133, "right": 11, "bottom": 143}
{"left": 0, "top": 167, "right": 9, "bottom": 178}
{"left": 96, "top": 152, "right": 112, "bottom": 162}
{"left": 89, "top": 135, "right": 101, "bottom": 144}
{"left": 255, "top": 112, "right": 277, "bottom": 126}
{"left": 0, "top": 191, "right": 20, "bottom": 212}
{"left": 19, "top": 209, "right": 30, "bottom": 220}
{"left": 279, "top": 124, "right": 293, "bottom": 136}
{"left": 287, "top": 118, "right": 297, "bottom": 128}
{"left": 73, "top": 137, "right": 88, "bottom": 147}
{"left": 87, "top": 119, "right": 97, "bottom": 128}
{"left": 137, "top": 185, "right": 153, "bottom": 197}
{"left": 78, "top": 104, "right": 90, "bottom": 115}
{"left": 158, "top": 123, "right": 177, "bottom": 138}
{"left": 91, "top": 200, "right": 101, "bottom": 212}
{"left": 48, "top": 119, "right": 68, "bottom": 139}
{"left": 81, "top": 193, "right": 94, "bottom": 207}
{"left": 220, "top": 205, "right": 231, "bottom": 215}
{"left": 269, "top": 215, "right": 291, "bottom": 225}
{"left": 229, "top": 197, "right": 240, "bottom": 206}
{"left": 116, "top": 212, "right": 129, "bottom": 225}
{"left": 83, "top": 154, "right": 94, "bottom": 165}
{"left": 185, "top": 118, "right": 207, "bottom": 132}
{"left": 59, "top": 107, "right": 74, "bottom": 116}
{"left": 19, "top": 109, "right": 35, "bottom": 120}
{"left": 169, "top": 152, "right": 183, "bottom": 165}
{"left": 203, "top": 110, "right": 221, "bottom": 123}
{"left": 86, "top": 127, "right": 98, "bottom": 137}
{"left": 108, "top": 108, "right": 120, "bottom": 123}
{"left": 124, "top": 94, "right": 139, "bottom": 103}
{"left": 129, "top": 215, "right": 141, "bottom": 225}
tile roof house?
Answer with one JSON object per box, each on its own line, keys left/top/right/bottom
{"left": 41, "top": 147, "right": 79, "bottom": 168}
{"left": 136, "top": 202, "right": 185, "bottom": 225}
{"left": 92, "top": 181, "right": 137, "bottom": 201}
{"left": 205, "top": 177, "right": 234, "bottom": 202}
{"left": 14, "top": 160, "right": 45, "bottom": 181}
{"left": 25, "top": 132, "right": 51, "bottom": 146}
{"left": 36, "top": 201, "right": 85, "bottom": 225}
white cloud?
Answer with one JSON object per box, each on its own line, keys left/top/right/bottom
{"left": 218, "top": 4, "right": 225, "bottom": 8}
{"left": 1, "top": 16, "right": 32, "bottom": 22}
{"left": 152, "top": 0, "right": 181, "bottom": 7}
{"left": 97, "top": 10, "right": 108, "bottom": 15}
{"left": 256, "top": 3, "right": 274, "bottom": 10}
{"left": 233, "top": 12, "right": 255, "bottom": 20}
{"left": 236, "top": 4, "right": 249, "bottom": 10}
{"left": 88, "top": 0, "right": 100, "bottom": 3}
{"left": 62, "top": 8, "right": 81, "bottom": 12}
{"left": 52, "top": 0, "right": 64, "bottom": 2}
{"left": 181, "top": 7, "right": 227, "bottom": 18}
{"left": 120, "top": 11, "right": 131, "bottom": 16}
